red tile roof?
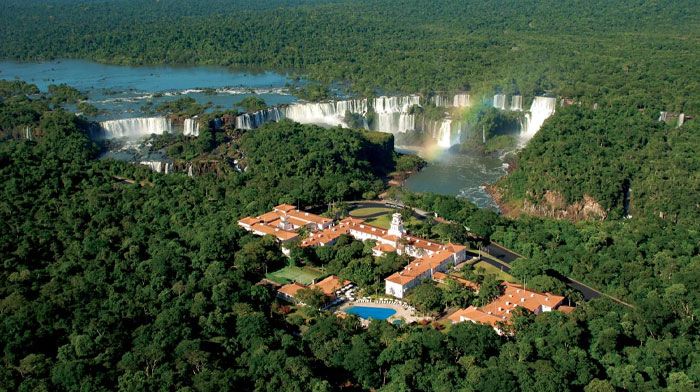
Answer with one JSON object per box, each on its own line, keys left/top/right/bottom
{"left": 386, "top": 250, "right": 454, "bottom": 284}
{"left": 278, "top": 282, "right": 307, "bottom": 298}
{"left": 312, "top": 275, "right": 351, "bottom": 296}
{"left": 251, "top": 223, "right": 299, "bottom": 241}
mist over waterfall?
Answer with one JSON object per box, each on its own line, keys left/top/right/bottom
{"left": 235, "top": 108, "right": 283, "bottom": 130}
{"left": 521, "top": 96, "right": 557, "bottom": 140}
{"left": 430, "top": 119, "right": 457, "bottom": 148}
{"left": 97, "top": 117, "right": 172, "bottom": 139}
{"left": 183, "top": 118, "right": 200, "bottom": 137}
{"left": 493, "top": 94, "right": 507, "bottom": 110}
{"left": 284, "top": 99, "right": 367, "bottom": 126}
{"left": 510, "top": 95, "right": 523, "bottom": 111}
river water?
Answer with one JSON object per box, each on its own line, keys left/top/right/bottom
{"left": 397, "top": 147, "right": 506, "bottom": 210}
{"left": 0, "top": 60, "right": 296, "bottom": 121}
{"left": 1, "top": 59, "right": 507, "bottom": 207}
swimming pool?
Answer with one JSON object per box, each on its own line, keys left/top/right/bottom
{"left": 345, "top": 306, "right": 396, "bottom": 320}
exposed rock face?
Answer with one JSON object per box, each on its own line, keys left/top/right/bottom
{"left": 487, "top": 186, "right": 607, "bottom": 221}
{"left": 522, "top": 191, "right": 607, "bottom": 221}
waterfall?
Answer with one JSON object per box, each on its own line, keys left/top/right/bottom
{"left": 140, "top": 161, "right": 174, "bottom": 174}
{"left": 283, "top": 99, "right": 367, "bottom": 127}
{"left": 510, "top": 95, "right": 523, "bottom": 111}
{"left": 372, "top": 95, "right": 420, "bottom": 113}
{"left": 25, "top": 127, "right": 32, "bottom": 140}
{"left": 430, "top": 93, "right": 470, "bottom": 108}
{"left": 453, "top": 93, "right": 471, "bottom": 108}
{"left": 433, "top": 119, "right": 453, "bottom": 148}
{"left": 431, "top": 95, "right": 451, "bottom": 108}
{"left": 187, "top": 164, "right": 194, "bottom": 177}
{"left": 183, "top": 118, "right": 200, "bottom": 137}
{"left": 235, "top": 108, "right": 283, "bottom": 130}
{"left": 369, "top": 95, "right": 420, "bottom": 134}
{"left": 98, "top": 117, "right": 172, "bottom": 139}
{"left": 521, "top": 97, "right": 557, "bottom": 140}
{"left": 493, "top": 94, "right": 507, "bottom": 110}
{"left": 375, "top": 112, "right": 415, "bottom": 133}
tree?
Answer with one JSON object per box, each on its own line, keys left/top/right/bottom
{"left": 296, "top": 287, "right": 327, "bottom": 309}
{"left": 235, "top": 96, "right": 267, "bottom": 112}
{"left": 408, "top": 282, "right": 443, "bottom": 314}
{"left": 475, "top": 275, "right": 502, "bottom": 306}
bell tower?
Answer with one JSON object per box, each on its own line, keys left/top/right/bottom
{"left": 388, "top": 213, "right": 405, "bottom": 237}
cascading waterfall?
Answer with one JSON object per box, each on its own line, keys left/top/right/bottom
{"left": 373, "top": 95, "right": 420, "bottom": 113}
{"left": 183, "top": 118, "right": 200, "bottom": 137}
{"left": 98, "top": 117, "right": 172, "bottom": 139}
{"left": 235, "top": 108, "right": 283, "bottom": 130}
{"left": 493, "top": 94, "right": 507, "bottom": 110}
{"left": 431, "top": 93, "right": 470, "bottom": 108}
{"left": 371, "top": 95, "right": 420, "bottom": 133}
{"left": 510, "top": 95, "right": 523, "bottom": 111}
{"left": 433, "top": 119, "right": 453, "bottom": 148}
{"left": 453, "top": 93, "right": 471, "bottom": 108}
{"left": 140, "top": 161, "right": 173, "bottom": 174}
{"left": 431, "top": 95, "right": 451, "bottom": 108}
{"left": 521, "top": 96, "right": 557, "bottom": 140}
{"left": 283, "top": 99, "right": 367, "bottom": 127}
{"left": 375, "top": 112, "right": 416, "bottom": 133}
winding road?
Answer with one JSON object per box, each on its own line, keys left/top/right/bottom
{"left": 341, "top": 200, "right": 633, "bottom": 306}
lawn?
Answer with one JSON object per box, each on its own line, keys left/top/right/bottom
{"left": 267, "top": 265, "right": 325, "bottom": 285}
{"left": 349, "top": 207, "right": 396, "bottom": 218}
{"left": 366, "top": 214, "right": 393, "bottom": 229}
{"left": 473, "top": 261, "right": 518, "bottom": 283}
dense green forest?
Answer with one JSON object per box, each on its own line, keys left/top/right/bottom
{"left": 1, "top": 0, "right": 699, "bottom": 389}
{"left": 1, "top": 0, "right": 698, "bottom": 112}
{"left": 495, "top": 105, "right": 700, "bottom": 224}
{"left": 2, "top": 79, "right": 699, "bottom": 391}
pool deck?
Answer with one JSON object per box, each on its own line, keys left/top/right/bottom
{"left": 337, "top": 300, "right": 432, "bottom": 325}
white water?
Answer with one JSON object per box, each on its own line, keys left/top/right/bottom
{"left": 140, "top": 160, "right": 173, "bottom": 174}
{"left": 98, "top": 117, "right": 172, "bottom": 139}
{"left": 235, "top": 108, "right": 283, "bottom": 130}
{"left": 453, "top": 93, "right": 471, "bottom": 108}
{"left": 375, "top": 112, "right": 415, "bottom": 133}
{"left": 521, "top": 96, "right": 557, "bottom": 140}
{"left": 432, "top": 95, "right": 450, "bottom": 107}
{"left": 510, "top": 95, "right": 523, "bottom": 111}
{"left": 372, "top": 95, "right": 420, "bottom": 113}
{"left": 183, "top": 118, "right": 200, "bottom": 137}
{"left": 284, "top": 99, "right": 367, "bottom": 126}
{"left": 493, "top": 94, "right": 507, "bottom": 110}
{"left": 431, "top": 93, "right": 470, "bottom": 108}
{"left": 432, "top": 119, "right": 453, "bottom": 148}
{"left": 370, "top": 95, "right": 420, "bottom": 134}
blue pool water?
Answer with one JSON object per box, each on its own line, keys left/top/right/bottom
{"left": 345, "top": 306, "right": 396, "bottom": 320}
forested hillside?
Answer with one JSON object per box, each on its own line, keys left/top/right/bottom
{"left": 1, "top": 0, "right": 698, "bottom": 111}
{"left": 2, "top": 79, "right": 698, "bottom": 392}
{"left": 495, "top": 105, "right": 700, "bottom": 225}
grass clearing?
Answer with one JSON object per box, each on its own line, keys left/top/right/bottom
{"left": 366, "top": 214, "right": 393, "bottom": 229}
{"left": 267, "top": 265, "right": 325, "bottom": 285}
{"left": 473, "top": 261, "right": 518, "bottom": 283}
{"left": 349, "top": 207, "right": 395, "bottom": 218}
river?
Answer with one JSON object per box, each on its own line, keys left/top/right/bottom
{"left": 396, "top": 147, "right": 507, "bottom": 210}
{"left": 1, "top": 59, "right": 510, "bottom": 208}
